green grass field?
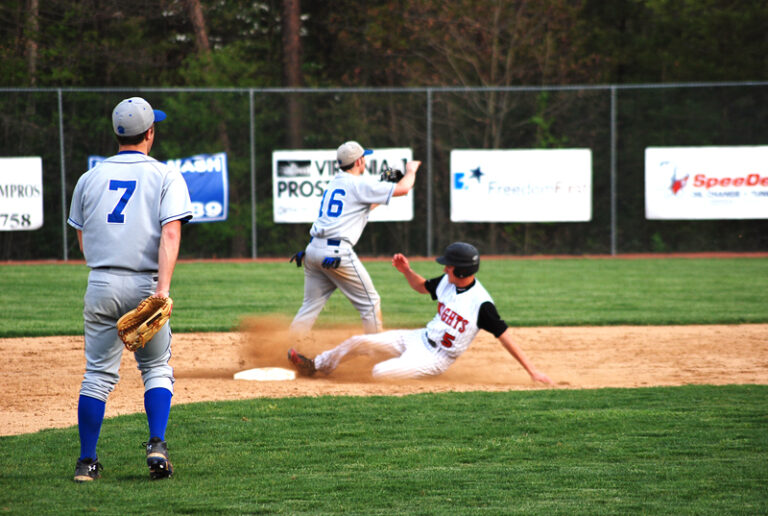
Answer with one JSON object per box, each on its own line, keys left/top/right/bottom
{"left": 1, "top": 257, "right": 767, "bottom": 514}
{"left": 1, "top": 256, "right": 767, "bottom": 336}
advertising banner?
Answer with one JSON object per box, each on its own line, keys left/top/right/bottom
{"left": 273, "top": 148, "right": 414, "bottom": 223}
{"left": 450, "top": 149, "right": 592, "bottom": 222}
{"left": 89, "top": 153, "right": 228, "bottom": 223}
{"left": 645, "top": 146, "right": 768, "bottom": 220}
{"left": 0, "top": 157, "right": 44, "bottom": 231}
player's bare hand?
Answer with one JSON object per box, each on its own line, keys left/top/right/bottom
{"left": 531, "top": 370, "right": 553, "bottom": 385}
{"left": 405, "top": 161, "right": 421, "bottom": 174}
{"left": 392, "top": 253, "right": 410, "bottom": 273}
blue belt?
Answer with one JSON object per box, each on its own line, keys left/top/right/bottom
{"left": 310, "top": 237, "right": 341, "bottom": 246}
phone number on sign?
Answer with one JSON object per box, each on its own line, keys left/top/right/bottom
{"left": 0, "top": 213, "right": 34, "bottom": 229}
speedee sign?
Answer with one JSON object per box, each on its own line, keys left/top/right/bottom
{"left": 645, "top": 146, "right": 768, "bottom": 220}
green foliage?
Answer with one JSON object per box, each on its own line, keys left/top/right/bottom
{"left": 0, "top": 386, "right": 766, "bottom": 514}
{"left": 0, "top": 257, "right": 766, "bottom": 337}
{"left": 3, "top": 1, "right": 767, "bottom": 88}
{"left": 2, "top": 2, "right": 768, "bottom": 260}
{"left": 531, "top": 91, "right": 571, "bottom": 149}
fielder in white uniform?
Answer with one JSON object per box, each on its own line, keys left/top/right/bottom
{"left": 288, "top": 242, "right": 553, "bottom": 384}
{"left": 290, "top": 141, "right": 420, "bottom": 334}
{"left": 67, "top": 97, "right": 193, "bottom": 482}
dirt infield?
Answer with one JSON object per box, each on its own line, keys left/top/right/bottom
{"left": 2, "top": 320, "right": 767, "bottom": 437}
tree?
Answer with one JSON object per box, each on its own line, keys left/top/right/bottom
{"left": 282, "top": 0, "right": 303, "bottom": 147}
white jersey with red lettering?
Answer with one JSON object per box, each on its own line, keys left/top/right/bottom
{"left": 425, "top": 275, "right": 493, "bottom": 359}
{"left": 313, "top": 275, "right": 494, "bottom": 379}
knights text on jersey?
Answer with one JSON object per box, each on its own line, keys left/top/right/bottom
{"left": 425, "top": 276, "right": 493, "bottom": 359}
{"left": 310, "top": 172, "right": 394, "bottom": 246}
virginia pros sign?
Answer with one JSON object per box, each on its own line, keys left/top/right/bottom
{"left": 0, "top": 157, "right": 44, "bottom": 231}
{"left": 272, "top": 148, "right": 414, "bottom": 223}
{"left": 450, "top": 149, "right": 592, "bottom": 222}
{"left": 645, "top": 146, "right": 768, "bottom": 220}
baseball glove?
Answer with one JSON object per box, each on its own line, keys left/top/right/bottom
{"left": 290, "top": 250, "right": 305, "bottom": 267}
{"left": 379, "top": 165, "right": 404, "bottom": 183}
{"left": 117, "top": 296, "right": 173, "bottom": 352}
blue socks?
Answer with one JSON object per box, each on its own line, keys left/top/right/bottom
{"left": 144, "top": 387, "right": 172, "bottom": 441}
{"left": 78, "top": 395, "right": 105, "bottom": 461}
{"left": 78, "top": 388, "right": 171, "bottom": 461}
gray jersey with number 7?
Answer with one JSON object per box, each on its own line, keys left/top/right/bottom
{"left": 67, "top": 152, "right": 192, "bottom": 271}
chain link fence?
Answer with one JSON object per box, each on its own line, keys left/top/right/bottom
{"left": 1, "top": 82, "right": 767, "bottom": 261}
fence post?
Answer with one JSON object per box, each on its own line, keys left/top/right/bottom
{"left": 249, "top": 89, "right": 257, "bottom": 258}
{"left": 426, "top": 88, "right": 433, "bottom": 257}
{"left": 610, "top": 86, "right": 617, "bottom": 256}
{"left": 58, "top": 89, "right": 68, "bottom": 261}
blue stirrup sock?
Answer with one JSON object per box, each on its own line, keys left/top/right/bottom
{"left": 78, "top": 395, "right": 106, "bottom": 461}
{"left": 144, "top": 387, "right": 172, "bottom": 441}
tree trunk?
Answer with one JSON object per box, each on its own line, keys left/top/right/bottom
{"left": 184, "top": 0, "right": 244, "bottom": 255}
{"left": 185, "top": 0, "right": 211, "bottom": 54}
{"left": 25, "top": 0, "right": 38, "bottom": 86}
{"left": 282, "top": 0, "right": 303, "bottom": 148}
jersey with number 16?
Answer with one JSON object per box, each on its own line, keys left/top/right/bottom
{"left": 310, "top": 171, "right": 394, "bottom": 246}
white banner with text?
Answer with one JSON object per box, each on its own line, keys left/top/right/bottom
{"left": 272, "top": 148, "right": 413, "bottom": 223}
{"left": 0, "top": 157, "right": 44, "bottom": 231}
{"left": 645, "top": 146, "right": 768, "bottom": 220}
{"left": 450, "top": 149, "right": 592, "bottom": 222}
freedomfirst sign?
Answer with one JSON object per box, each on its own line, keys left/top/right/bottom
{"left": 450, "top": 149, "right": 592, "bottom": 222}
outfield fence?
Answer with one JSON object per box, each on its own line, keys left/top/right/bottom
{"left": 1, "top": 82, "right": 767, "bottom": 260}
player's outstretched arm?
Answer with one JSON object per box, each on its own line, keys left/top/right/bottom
{"left": 392, "top": 253, "right": 428, "bottom": 294}
{"left": 392, "top": 160, "right": 421, "bottom": 197}
{"left": 497, "top": 328, "right": 553, "bottom": 385}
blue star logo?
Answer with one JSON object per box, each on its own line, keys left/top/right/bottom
{"left": 470, "top": 167, "right": 484, "bottom": 182}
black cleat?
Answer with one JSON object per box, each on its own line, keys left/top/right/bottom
{"left": 145, "top": 437, "right": 174, "bottom": 480}
{"left": 287, "top": 348, "right": 316, "bottom": 377}
{"left": 74, "top": 458, "right": 103, "bottom": 483}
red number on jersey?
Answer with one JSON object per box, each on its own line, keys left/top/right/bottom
{"left": 441, "top": 333, "right": 456, "bottom": 348}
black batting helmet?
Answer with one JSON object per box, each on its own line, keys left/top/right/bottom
{"left": 436, "top": 242, "right": 480, "bottom": 278}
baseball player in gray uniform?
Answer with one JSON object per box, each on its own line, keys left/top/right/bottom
{"left": 289, "top": 242, "right": 552, "bottom": 384}
{"left": 67, "top": 97, "right": 192, "bottom": 482}
{"left": 290, "top": 141, "right": 421, "bottom": 334}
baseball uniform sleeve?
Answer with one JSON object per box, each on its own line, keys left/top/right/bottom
{"left": 67, "top": 176, "right": 86, "bottom": 229}
{"left": 160, "top": 169, "right": 193, "bottom": 225}
{"left": 355, "top": 175, "right": 395, "bottom": 206}
{"left": 476, "top": 301, "right": 509, "bottom": 337}
{"left": 424, "top": 275, "right": 444, "bottom": 300}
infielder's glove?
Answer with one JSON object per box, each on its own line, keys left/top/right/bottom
{"left": 379, "top": 165, "right": 404, "bottom": 183}
{"left": 290, "top": 250, "right": 305, "bottom": 267}
{"left": 117, "top": 296, "right": 173, "bottom": 352}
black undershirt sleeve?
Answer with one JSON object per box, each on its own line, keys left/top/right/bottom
{"left": 424, "top": 276, "right": 443, "bottom": 300}
{"left": 477, "top": 301, "right": 508, "bottom": 338}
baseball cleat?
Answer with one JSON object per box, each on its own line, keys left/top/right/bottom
{"left": 145, "top": 437, "right": 174, "bottom": 480}
{"left": 287, "top": 348, "right": 316, "bottom": 377}
{"left": 74, "top": 458, "right": 103, "bottom": 482}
